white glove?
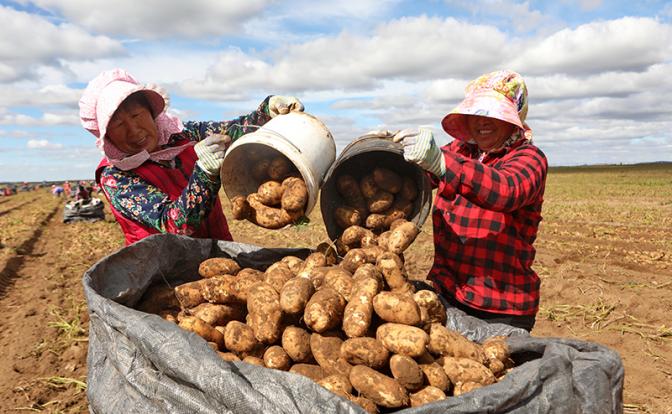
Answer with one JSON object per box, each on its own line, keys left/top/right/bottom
{"left": 194, "top": 134, "right": 231, "bottom": 177}
{"left": 361, "top": 129, "right": 398, "bottom": 139}
{"left": 269, "top": 95, "right": 305, "bottom": 118}
{"left": 393, "top": 128, "right": 446, "bottom": 177}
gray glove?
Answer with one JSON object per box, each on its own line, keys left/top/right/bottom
{"left": 393, "top": 128, "right": 446, "bottom": 177}
{"left": 194, "top": 134, "right": 231, "bottom": 177}
{"left": 269, "top": 95, "right": 305, "bottom": 118}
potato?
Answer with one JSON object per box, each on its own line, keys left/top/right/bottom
{"left": 387, "top": 221, "right": 419, "bottom": 254}
{"left": 304, "top": 288, "right": 346, "bottom": 333}
{"left": 246, "top": 282, "right": 283, "bottom": 344}
{"left": 178, "top": 315, "right": 224, "bottom": 350}
{"left": 373, "top": 291, "right": 421, "bottom": 325}
{"left": 296, "top": 252, "right": 328, "bottom": 278}
{"left": 376, "top": 252, "right": 407, "bottom": 289}
{"left": 482, "top": 337, "right": 510, "bottom": 362}
{"left": 453, "top": 381, "right": 483, "bottom": 396}
{"left": 377, "top": 231, "right": 391, "bottom": 250}
{"left": 289, "top": 363, "right": 327, "bottom": 382}
{"left": 174, "top": 279, "right": 208, "bottom": 309}
{"left": 257, "top": 180, "right": 283, "bottom": 206}
{"left": 349, "top": 365, "right": 409, "bottom": 408}
{"left": 280, "top": 277, "right": 315, "bottom": 314}
{"left": 442, "top": 357, "right": 496, "bottom": 385}
{"left": 413, "top": 290, "right": 447, "bottom": 327}
{"left": 224, "top": 321, "right": 258, "bottom": 353}
{"left": 264, "top": 262, "right": 295, "bottom": 294}
{"left": 317, "top": 374, "right": 352, "bottom": 398}
{"left": 376, "top": 323, "right": 429, "bottom": 358}
{"left": 199, "top": 257, "right": 241, "bottom": 278}
{"left": 281, "top": 176, "right": 308, "bottom": 211}
{"left": 338, "top": 337, "right": 388, "bottom": 369}
{"left": 364, "top": 213, "right": 387, "bottom": 231}
{"left": 384, "top": 209, "right": 407, "bottom": 228}
{"left": 367, "top": 191, "right": 394, "bottom": 213}
{"left": 428, "top": 324, "right": 487, "bottom": 364}
{"left": 247, "top": 193, "right": 303, "bottom": 229}
{"left": 410, "top": 386, "right": 446, "bottom": 407}
{"left": 341, "top": 225, "right": 375, "bottom": 247}
{"left": 359, "top": 174, "right": 379, "bottom": 199}
{"left": 314, "top": 243, "right": 338, "bottom": 266}
{"left": 251, "top": 159, "right": 271, "bottom": 181}
{"left": 334, "top": 206, "right": 362, "bottom": 229}
{"left": 280, "top": 256, "right": 304, "bottom": 275}
{"left": 420, "top": 362, "right": 450, "bottom": 392}
{"left": 373, "top": 167, "right": 402, "bottom": 194}
{"left": 390, "top": 354, "right": 424, "bottom": 391}
{"left": 347, "top": 395, "right": 378, "bottom": 414}
{"left": 487, "top": 357, "right": 506, "bottom": 376}
{"left": 202, "top": 275, "right": 241, "bottom": 304}
{"left": 322, "top": 267, "right": 353, "bottom": 301}
{"left": 336, "top": 175, "right": 369, "bottom": 216}
{"left": 391, "top": 282, "right": 416, "bottom": 296}
{"left": 137, "top": 283, "right": 180, "bottom": 314}
{"left": 352, "top": 263, "right": 383, "bottom": 284}
{"left": 282, "top": 325, "right": 313, "bottom": 362}
{"left": 264, "top": 346, "right": 292, "bottom": 370}
{"left": 218, "top": 352, "right": 241, "bottom": 362}
{"left": 159, "top": 310, "right": 178, "bottom": 323}
{"left": 268, "top": 156, "right": 292, "bottom": 180}
{"left": 188, "top": 303, "right": 245, "bottom": 326}
{"left": 340, "top": 248, "right": 368, "bottom": 274}
{"left": 401, "top": 176, "right": 418, "bottom": 201}
{"left": 243, "top": 356, "right": 265, "bottom": 366}
{"left": 307, "top": 266, "right": 330, "bottom": 291}
{"left": 232, "top": 271, "right": 265, "bottom": 302}
{"left": 237, "top": 268, "right": 264, "bottom": 279}
{"left": 360, "top": 246, "right": 386, "bottom": 263}
{"left": 310, "top": 333, "right": 353, "bottom": 377}
{"left": 343, "top": 277, "right": 380, "bottom": 338}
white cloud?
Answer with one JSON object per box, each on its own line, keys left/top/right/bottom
{"left": 0, "top": 112, "right": 78, "bottom": 126}
{"left": 510, "top": 17, "right": 672, "bottom": 75}
{"left": 24, "top": 0, "right": 272, "bottom": 39}
{"left": 0, "top": 5, "right": 125, "bottom": 82}
{"left": 0, "top": 84, "right": 81, "bottom": 107}
{"left": 27, "top": 139, "right": 63, "bottom": 149}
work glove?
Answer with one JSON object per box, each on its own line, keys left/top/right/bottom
{"left": 194, "top": 134, "right": 231, "bottom": 177}
{"left": 393, "top": 128, "right": 446, "bottom": 177}
{"left": 361, "top": 129, "right": 398, "bottom": 139}
{"left": 268, "top": 95, "right": 305, "bottom": 118}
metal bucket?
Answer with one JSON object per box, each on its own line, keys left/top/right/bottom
{"left": 221, "top": 112, "right": 336, "bottom": 217}
{"left": 320, "top": 135, "right": 433, "bottom": 240}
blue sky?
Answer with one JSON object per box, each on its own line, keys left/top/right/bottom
{"left": 0, "top": 0, "right": 671, "bottom": 181}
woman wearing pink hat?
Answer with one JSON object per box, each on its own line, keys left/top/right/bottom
{"left": 394, "top": 70, "right": 547, "bottom": 331}
{"left": 80, "top": 68, "right": 304, "bottom": 246}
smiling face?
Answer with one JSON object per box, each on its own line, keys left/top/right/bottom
{"left": 465, "top": 114, "right": 517, "bottom": 152}
{"left": 106, "top": 93, "right": 159, "bottom": 155}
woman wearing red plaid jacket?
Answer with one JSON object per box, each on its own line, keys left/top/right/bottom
{"left": 394, "top": 70, "right": 547, "bottom": 331}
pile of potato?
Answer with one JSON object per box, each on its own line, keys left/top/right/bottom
{"left": 229, "top": 154, "right": 308, "bottom": 229}
{"left": 334, "top": 166, "right": 417, "bottom": 235}
{"left": 137, "top": 220, "right": 514, "bottom": 412}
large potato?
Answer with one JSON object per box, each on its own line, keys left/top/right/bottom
{"left": 376, "top": 323, "right": 429, "bottom": 358}
{"left": 199, "top": 257, "right": 241, "bottom": 278}
{"left": 359, "top": 174, "right": 379, "bottom": 199}
{"left": 304, "top": 288, "right": 346, "bottom": 333}
{"left": 264, "top": 262, "right": 295, "bottom": 294}
{"left": 296, "top": 252, "right": 327, "bottom": 278}
{"left": 364, "top": 213, "right": 387, "bottom": 231}
{"left": 340, "top": 249, "right": 368, "bottom": 274}
{"left": 340, "top": 337, "right": 389, "bottom": 369}
{"left": 387, "top": 221, "right": 419, "bottom": 254}
{"left": 349, "top": 365, "right": 409, "bottom": 408}
{"left": 367, "top": 191, "right": 394, "bottom": 213}
{"left": 280, "top": 277, "right": 315, "bottom": 314}
{"left": 410, "top": 386, "right": 446, "bottom": 407}
{"left": 413, "top": 290, "right": 447, "bottom": 327}
{"left": 174, "top": 279, "right": 208, "bottom": 309}
{"left": 178, "top": 315, "right": 224, "bottom": 350}
{"left": 310, "top": 333, "right": 353, "bottom": 377}
{"left": 281, "top": 176, "right": 308, "bottom": 212}
{"left": 289, "top": 364, "right": 326, "bottom": 382}
{"left": 334, "top": 206, "right": 362, "bottom": 229}
{"left": 280, "top": 256, "right": 304, "bottom": 275}
{"left": 373, "top": 167, "right": 402, "bottom": 194}
{"left": 340, "top": 225, "right": 375, "bottom": 247}
{"left": 376, "top": 252, "right": 407, "bottom": 290}
{"left": 336, "top": 175, "right": 368, "bottom": 217}
{"left": 442, "top": 357, "right": 496, "bottom": 385}
{"left": 257, "top": 180, "right": 283, "bottom": 206}
{"left": 317, "top": 374, "right": 352, "bottom": 399}
{"left": 352, "top": 263, "right": 383, "bottom": 284}
{"left": 373, "top": 291, "right": 421, "bottom": 325}
{"left": 224, "top": 321, "right": 258, "bottom": 354}
{"left": 246, "top": 282, "right": 283, "bottom": 344}
{"left": 390, "top": 354, "right": 424, "bottom": 391}
{"left": 267, "top": 156, "right": 292, "bottom": 180}
{"left": 322, "top": 267, "right": 353, "bottom": 301}
{"left": 263, "top": 346, "right": 292, "bottom": 370}
{"left": 420, "top": 362, "right": 450, "bottom": 392}
{"left": 231, "top": 195, "right": 251, "bottom": 220}
{"left": 343, "top": 276, "right": 380, "bottom": 338}
{"left": 428, "top": 324, "right": 487, "bottom": 364}
{"left": 188, "top": 303, "right": 245, "bottom": 326}
{"left": 482, "top": 336, "right": 510, "bottom": 362}
{"left": 202, "top": 275, "right": 242, "bottom": 304}
{"left": 453, "top": 381, "right": 483, "bottom": 396}
{"left": 282, "top": 325, "right": 313, "bottom": 362}
{"left": 247, "top": 193, "right": 303, "bottom": 229}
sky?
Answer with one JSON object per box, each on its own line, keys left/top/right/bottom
{"left": 0, "top": 0, "right": 671, "bottom": 182}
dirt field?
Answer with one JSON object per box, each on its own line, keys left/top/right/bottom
{"left": 0, "top": 163, "right": 670, "bottom": 413}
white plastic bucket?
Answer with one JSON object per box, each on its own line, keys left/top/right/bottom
{"left": 220, "top": 112, "right": 336, "bottom": 217}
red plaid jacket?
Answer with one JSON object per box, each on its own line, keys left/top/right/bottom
{"left": 428, "top": 138, "right": 547, "bottom": 316}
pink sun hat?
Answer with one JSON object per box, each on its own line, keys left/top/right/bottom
{"left": 441, "top": 70, "right": 532, "bottom": 142}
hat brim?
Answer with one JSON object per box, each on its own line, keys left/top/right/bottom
{"left": 441, "top": 90, "right": 524, "bottom": 142}
{"left": 97, "top": 82, "right": 166, "bottom": 139}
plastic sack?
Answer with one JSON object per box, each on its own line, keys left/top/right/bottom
{"left": 83, "top": 234, "right": 624, "bottom": 413}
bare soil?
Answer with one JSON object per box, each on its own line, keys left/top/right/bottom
{"left": 0, "top": 164, "right": 670, "bottom": 413}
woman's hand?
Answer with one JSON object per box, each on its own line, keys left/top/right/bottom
{"left": 393, "top": 128, "right": 446, "bottom": 177}
{"left": 194, "top": 134, "right": 231, "bottom": 177}
{"left": 269, "top": 96, "right": 305, "bottom": 118}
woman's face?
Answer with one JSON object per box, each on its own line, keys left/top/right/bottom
{"left": 465, "top": 115, "right": 516, "bottom": 152}
{"left": 106, "top": 96, "right": 159, "bottom": 155}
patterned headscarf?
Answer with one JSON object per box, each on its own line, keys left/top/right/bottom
{"left": 441, "top": 70, "right": 533, "bottom": 145}
{"left": 79, "top": 68, "right": 190, "bottom": 170}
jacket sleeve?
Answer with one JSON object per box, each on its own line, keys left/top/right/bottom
{"left": 437, "top": 144, "right": 548, "bottom": 212}
{"left": 181, "top": 96, "right": 273, "bottom": 142}
{"left": 98, "top": 164, "right": 220, "bottom": 236}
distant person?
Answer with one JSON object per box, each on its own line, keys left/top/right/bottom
{"left": 52, "top": 185, "right": 64, "bottom": 197}
{"left": 393, "top": 70, "right": 547, "bottom": 331}
{"left": 79, "top": 68, "right": 304, "bottom": 245}
{"left": 75, "top": 184, "right": 90, "bottom": 202}
{"left": 63, "top": 181, "right": 72, "bottom": 198}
